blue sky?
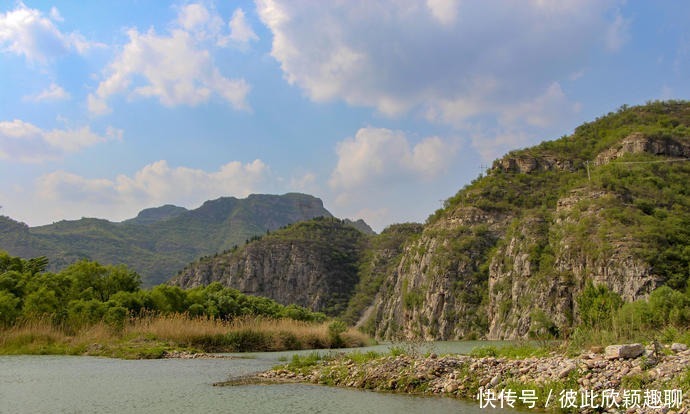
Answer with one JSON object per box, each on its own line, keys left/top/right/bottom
{"left": 1, "top": 0, "right": 689, "bottom": 231}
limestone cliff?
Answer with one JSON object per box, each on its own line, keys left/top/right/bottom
{"left": 168, "top": 102, "right": 690, "bottom": 341}
{"left": 171, "top": 217, "right": 368, "bottom": 315}
{"left": 361, "top": 101, "right": 690, "bottom": 340}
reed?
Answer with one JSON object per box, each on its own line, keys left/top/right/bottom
{"left": 0, "top": 313, "right": 370, "bottom": 358}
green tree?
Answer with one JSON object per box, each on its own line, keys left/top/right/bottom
{"left": 577, "top": 282, "right": 623, "bottom": 328}
{"left": 0, "top": 291, "right": 20, "bottom": 326}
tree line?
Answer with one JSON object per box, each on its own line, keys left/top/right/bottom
{"left": 0, "top": 251, "right": 325, "bottom": 329}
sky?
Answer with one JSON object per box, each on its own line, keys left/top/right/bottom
{"left": 0, "top": 1, "right": 689, "bottom": 232}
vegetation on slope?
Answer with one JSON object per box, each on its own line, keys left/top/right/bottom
{"left": 362, "top": 100, "right": 690, "bottom": 341}
{"left": 173, "top": 216, "right": 371, "bottom": 316}
{"left": 0, "top": 193, "right": 332, "bottom": 286}
{"left": 431, "top": 100, "right": 690, "bottom": 221}
{"left": 342, "top": 223, "right": 424, "bottom": 327}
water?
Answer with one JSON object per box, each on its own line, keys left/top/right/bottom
{"left": 0, "top": 342, "right": 516, "bottom": 413}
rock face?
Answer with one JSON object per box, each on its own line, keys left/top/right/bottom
{"left": 594, "top": 132, "right": 690, "bottom": 166}
{"left": 495, "top": 154, "right": 575, "bottom": 173}
{"left": 171, "top": 218, "right": 367, "bottom": 315}
{"left": 358, "top": 102, "right": 690, "bottom": 340}
{"left": 366, "top": 207, "right": 503, "bottom": 340}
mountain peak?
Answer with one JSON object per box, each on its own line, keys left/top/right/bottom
{"left": 124, "top": 204, "right": 188, "bottom": 225}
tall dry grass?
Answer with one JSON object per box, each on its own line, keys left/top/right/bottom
{"left": 0, "top": 314, "right": 370, "bottom": 357}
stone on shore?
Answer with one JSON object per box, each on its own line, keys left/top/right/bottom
{"left": 671, "top": 343, "right": 688, "bottom": 353}
{"left": 604, "top": 343, "right": 644, "bottom": 360}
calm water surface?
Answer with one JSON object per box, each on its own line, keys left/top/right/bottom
{"left": 0, "top": 341, "right": 516, "bottom": 413}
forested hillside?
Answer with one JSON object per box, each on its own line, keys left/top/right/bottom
{"left": 0, "top": 193, "right": 332, "bottom": 286}
{"left": 166, "top": 102, "right": 690, "bottom": 342}
{"left": 364, "top": 100, "right": 690, "bottom": 340}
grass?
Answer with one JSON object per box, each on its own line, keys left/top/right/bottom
{"left": 0, "top": 314, "right": 371, "bottom": 358}
{"left": 565, "top": 324, "right": 690, "bottom": 356}
{"left": 469, "top": 342, "right": 554, "bottom": 359}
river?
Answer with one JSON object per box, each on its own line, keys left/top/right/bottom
{"left": 0, "top": 342, "right": 516, "bottom": 413}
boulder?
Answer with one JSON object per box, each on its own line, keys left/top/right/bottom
{"left": 604, "top": 344, "right": 644, "bottom": 360}
{"left": 671, "top": 343, "right": 688, "bottom": 353}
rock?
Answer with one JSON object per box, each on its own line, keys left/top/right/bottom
{"left": 558, "top": 363, "right": 577, "bottom": 378}
{"left": 671, "top": 343, "right": 688, "bottom": 353}
{"left": 605, "top": 344, "right": 644, "bottom": 360}
{"left": 590, "top": 346, "right": 604, "bottom": 354}
{"left": 489, "top": 375, "right": 500, "bottom": 387}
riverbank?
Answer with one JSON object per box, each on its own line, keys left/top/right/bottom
{"left": 261, "top": 343, "right": 690, "bottom": 413}
{"left": 0, "top": 315, "right": 370, "bottom": 359}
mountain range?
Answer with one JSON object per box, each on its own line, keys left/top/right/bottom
{"left": 173, "top": 101, "right": 690, "bottom": 340}
{"left": 2, "top": 101, "right": 689, "bottom": 340}
{"left": 0, "top": 193, "right": 356, "bottom": 286}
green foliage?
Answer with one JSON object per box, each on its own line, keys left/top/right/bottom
{"left": 342, "top": 223, "right": 422, "bottom": 326}
{"left": 576, "top": 282, "right": 623, "bottom": 328}
{"left": 328, "top": 319, "right": 348, "bottom": 348}
{"left": 0, "top": 251, "right": 328, "bottom": 331}
{"left": 529, "top": 309, "right": 559, "bottom": 340}
{"left": 469, "top": 342, "right": 550, "bottom": 359}
{"left": 284, "top": 351, "right": 323, "bottom": 372}
{"left": 0, "top": 291, "right": 20, "bottom": 326}
{"left": 569, "top": 285, "right": 690, "bottom": 351}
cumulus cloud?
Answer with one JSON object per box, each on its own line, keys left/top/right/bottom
{"left": 35, "top": 159, "right": 270, "bottom": 221}
{"left": 23, "top": 83, "right": 70, "bottom": 102}
{"left": 228, "top": 8, "right": 259, "bottom": 46}
{"left": 0, "top": 3, "right": 101, "bottom": 63}
{"left": 257, "top": 0, "right": 623, "bottom": 152}
{"left": 289, "top": 172, "right": 318, "bottom": 194}
{"left": 329, "top": 127, "right": 456, "bottom": 191}
{"left": 0, "top": 119, "right": 114, "bottom": 162}
{"left": 88, "top": 4, "right": 250, "bottom": 114}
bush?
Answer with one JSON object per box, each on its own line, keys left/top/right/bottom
{"left": 328, "top": 320, "right": 347, "bottom": 348}
{"left": 577, "top": 282, "right": 623, "bottom": 328}
{"left": 104, "top": 306, "right": 128, "bottom": 331}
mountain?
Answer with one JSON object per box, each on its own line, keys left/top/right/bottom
{"left": 362, "top": 100, "right": 690, "bottom": 340}
{"left": 0, "top": 193, "right": 334, "bottom": 286}
{"left": 171, "top": 217, "right": 369, "bottom": 315}
{"left": 122, "top": 204, "right": 188, "bottom": 225}
{"left": 169, "top": 101, "right": 690, "bottom": 341}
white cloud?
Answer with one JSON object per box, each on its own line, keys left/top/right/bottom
{"left": 426, "top": 0, "right": 459, "bottom": 26}
{"left": 34, "top": 159, "right": 270, "bottom": 221}
{"left": 0, "top": 3, "right": 101, "bottom": 63}
{"left": 88, "top": 7, "right": 250, "bottom": 114}
{"left": 228, "top": 8, "right": 259, "bottom": 46}
{"left": 605, "top": 11, "right": 631, "bottom": 52}
{"left": 501, "top": 82, "right": 581, "bottom": 129}
{"left": 178, "top": 3, "right": 212, "bottom": 32}
{"left": 289, "top": 172, "right": 318, "bottom": 193}
{"left": 425, "top": 80, "right": 582, "bottom": 163}
{"left": 256, "top": 0, "right": 622, "bottom": 127}
{"left": 0, "top": 119, "right": 114, "bottom": 162}
{"left": 329, "top": 127, "right": 456, "bottom": 191}
{"left": 23, "top": 83, "right": 70, "bottom": 102}
{"left": 470, "top": 128, "right": 534, "bottom": 163}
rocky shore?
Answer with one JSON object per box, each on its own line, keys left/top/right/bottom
{"left": 260, "top": 343, "right": 690, "bottom": 413}
{"left": 162, "top": 350, "right": 234, "bottom": 359}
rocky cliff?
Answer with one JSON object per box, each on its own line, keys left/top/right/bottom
{"left": 360, "top": 101, "right": 690, "bottom": 340}
{"left": 171, "top": 217, "right": 368, "bottom": 315}
{"left": 164, "top": 102, "right": 690, "bottom": 341}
